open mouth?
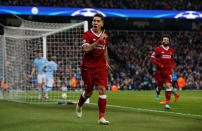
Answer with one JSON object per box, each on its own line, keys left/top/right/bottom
{"left": 94, "top": 25, "right": 98, "bottom": 29}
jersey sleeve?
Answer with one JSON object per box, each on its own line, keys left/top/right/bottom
{"left": 82, "top": 33, "right": 90, "bottom": 47}
{"left": 150, "top": 48, "right": 164, "bottom": 68}
{"left": 33, "top": 59, "right": 37, "bottom": 67}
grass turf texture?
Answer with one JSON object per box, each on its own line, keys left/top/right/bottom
{"left": 0, "top": 90, "right": 202, "bottom": 131}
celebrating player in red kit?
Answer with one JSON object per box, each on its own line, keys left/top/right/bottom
{"left": 76, "top": 13, "right": 111, "bottom": 124}
{"left": 150, "top": 34, "right": 180, "bottom": 109}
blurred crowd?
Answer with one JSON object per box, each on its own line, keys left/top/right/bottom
{"left": 93, "top": 0, "right": 201, "bottom": 10}
{"left": 107, "top": 31, "right": 202, "bottom": 90}
{"left": 1, "top": 0, "right": 201, "bottom": 10}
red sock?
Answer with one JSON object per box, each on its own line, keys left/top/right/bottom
{"left": 78, "top": 93, "right": 86, "bottom": 107}
{"left": 98, "top": 95, "right": 106, "bottom": 119}
{"left": 166, "top": 90, "right": 172, "bottom": 104}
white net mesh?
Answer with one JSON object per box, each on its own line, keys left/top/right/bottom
{"left": 0, "top": 35, "right": 3, "bottom": 86}
{"left": 0, "top": 36, "right": 2, "bottom": 99}
{"left": 1, "top": 20, "right": 88, "bottom": 103}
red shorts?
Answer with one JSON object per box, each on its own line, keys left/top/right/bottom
{"left": 81, "top": 66, "right": 108, "bottom": 92}
{"left": 155, "top": 70, "right": 173, "bottom": 87}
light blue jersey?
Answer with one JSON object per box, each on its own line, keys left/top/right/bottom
{"left": 45, "top": 61, "right": 57, "bottom": 79}
{"left": 33, "top": 57, "right": 48, "bottom": 75}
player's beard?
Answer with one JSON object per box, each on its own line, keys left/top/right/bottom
{"left": 163, "top": 42, "right": 169, "bottom": 47}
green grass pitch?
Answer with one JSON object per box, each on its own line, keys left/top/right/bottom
{"left": 0, "top": 90, "right": 202, "bottom": 131}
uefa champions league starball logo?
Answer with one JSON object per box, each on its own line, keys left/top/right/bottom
{"left": 174, "top": 11, "right": 202, "bottom": 19}
{"left": 71, "top": 8, "right": 106, "bottom": 17}
{"left": 31, "top": 7, "right": 39, "bottom": 15}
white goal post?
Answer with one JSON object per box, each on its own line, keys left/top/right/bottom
{"left": 0, "top": 19, "right": 88, "bottom": 104}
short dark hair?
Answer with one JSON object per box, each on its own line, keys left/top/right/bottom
{"left": 162, "top": 34, "right": 170, "bottom": 41}
{"left": 93, "top": 13, "right": 104, "bottom": 21}
{"left": 51, "top": 56, "right": 57, "bottom": 61}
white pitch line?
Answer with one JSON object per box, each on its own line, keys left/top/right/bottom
{"left": 128, "top": 94, "right": 202, "bottom": 99}
{"left": 89, "top": 103, "right": 202, "bottom": 118}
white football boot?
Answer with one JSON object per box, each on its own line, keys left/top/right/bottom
{"left": 98, "top": 117, "right": 110, "bottom": 125}
{"left": 76, "top": 103, "right": 82, "bottom": 118}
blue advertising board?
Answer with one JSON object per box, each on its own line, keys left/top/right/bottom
{"left": 0, "top": 6, "right": 201, "bottom": 19}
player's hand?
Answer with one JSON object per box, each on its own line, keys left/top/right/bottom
{"left": 99, "top": 30, "right": 108, "bottom": 41}
{"left": 106, "top": 63, "right": 112, "bottom": 70}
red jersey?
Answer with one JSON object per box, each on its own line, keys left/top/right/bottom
{"left": 81, "top": 29, "right": 108, "bottom": 68}
{"left": 150, "top": 45, "right": 176, "bottom": 72}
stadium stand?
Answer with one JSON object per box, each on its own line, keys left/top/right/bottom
{"left": 107, "top": 31, "right": 201, "bottom": 90}
{"left": 1, "top": 0, "right": 201, "bottom": 10}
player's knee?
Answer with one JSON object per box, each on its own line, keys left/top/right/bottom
{"left": 85, "top": 91, "right": 93, "bottom": 98}
{"left": 165, "top": 83, "right": 172, "bottom": 88}
{"left": 98, "top": 86, "right": 106, "bottom": 95}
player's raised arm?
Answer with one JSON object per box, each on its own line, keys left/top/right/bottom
{"left": 82, "top": 33, "right": 98, "bottom": 52}
{"left": 82, "top": 30, "right": 107, "bottom": 53}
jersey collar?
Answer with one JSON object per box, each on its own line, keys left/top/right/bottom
{"left": 161, "top": 45, "right": 169, "bottom": 51}
{"left": 90, "top": 28, "right": 102, "bottom": 37}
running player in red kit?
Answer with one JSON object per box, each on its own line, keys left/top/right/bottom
{"left": 150, "top": 34, "right": 180, "bottom": 109}
{"left": 76, "top": 13, "right": 111, "bottom": 125}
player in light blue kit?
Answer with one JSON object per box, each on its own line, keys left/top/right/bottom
{"left": 44, "top": 56, "right": 57, "bottom": 99}
{"left": 31, "top": 51, "right": 48, "bottom": 100}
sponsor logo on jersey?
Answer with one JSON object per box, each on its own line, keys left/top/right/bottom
{"left": 96, "top": 44, "right": 105, "bottom": 49}
{"left": 162, "top": 55, "right": 171, "bottom": 59}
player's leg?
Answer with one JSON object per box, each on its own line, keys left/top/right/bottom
{"left": 162, "top": 81, "right": 180, "bottom": 103}
{"left": 160, "top": 73, "right": 174, "bottom": 107}
{"left": 44, "top": 78, "right": 54, "bottom": 99}
{"left": 97, "top": 85, "right": 109, "bottom": 125}
{"left": 174, "top": 92, "right": 180, "bottom": 102}
{"left": 164, "top": 82, "right": 172, "bottom": 109}
{"left": 155, "top": 86, "right": 162, "bottom": 101}
{"left": 37, "top": 84, "right": 42, "bottom": 100}
{"left": 41, "top": 74, "right": 46, "bottom": 100}
{"left": 155, "top": 71, "right": 163, "bottom": 101}
{"left": 95, "top": 67, "right": 109, "bottom": 125}
{"left": 76, "top": 67, "right": 93, "bottom": 118}
{"left": 37, "top": 74, "right": 43, "bottom": 100}
{"left": 171, "top": 88, "right": 180, "bottom": 102}
{"left": 76, "top": 90, "right": 93, "bottom": 117}
{"left": 163, "top": 73, "right": 173, "bottom": 109}
{"left": 170, "top": 81, "right": 180, "bottom": 102}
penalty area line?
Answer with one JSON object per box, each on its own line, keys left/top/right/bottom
{"left": 89, "top": 103, "right": 202, "bottom": 118}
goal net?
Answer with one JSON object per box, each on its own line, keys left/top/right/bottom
{"left": 1, "top": 19, "right": 88, "bottom": 104}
